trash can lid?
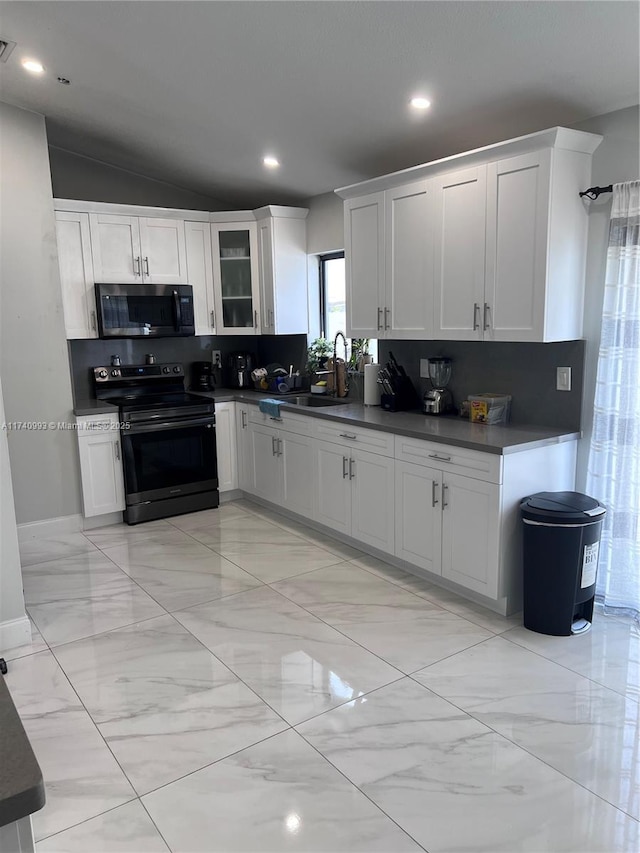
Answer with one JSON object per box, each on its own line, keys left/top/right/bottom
{"left": 520, "top": 491, "right": 606, "bottom": 524}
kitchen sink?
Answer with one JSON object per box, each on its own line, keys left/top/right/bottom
{"left": 285, "top": 395, "right": 348, "bottom": 407}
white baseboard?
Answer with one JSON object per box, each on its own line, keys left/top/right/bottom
{"left": 82, "top": 512, "right": 123, "bottom": 531}
{"left": 0, "top": 615, "right": 31, "bottom": 654}
{"left": 17, "top": 514, "right": 83, "bottom": 543}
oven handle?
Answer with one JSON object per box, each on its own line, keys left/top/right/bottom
{"left": 124, "top": 417, "right": 216, "bottom": 435}
{"left": 173, "top": 290, "right": 182, "bottom": 332}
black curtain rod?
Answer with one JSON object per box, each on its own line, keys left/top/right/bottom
{"left": 579, "top": 185, "right": 613, "bottom": 200}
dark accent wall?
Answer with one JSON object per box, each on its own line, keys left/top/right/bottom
{"left": 377, "top": 340, "right": 585, "bottom": 429}
{"left": 69, "top": 335, "right": 308, "bottom": 404}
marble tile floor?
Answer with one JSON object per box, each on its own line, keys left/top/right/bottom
{"left": 2, "top": 499, "right": 638, "bottom": 852}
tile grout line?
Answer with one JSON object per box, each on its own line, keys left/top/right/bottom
{"left": 403, "top": 668, "right": 640, "bottom": 822}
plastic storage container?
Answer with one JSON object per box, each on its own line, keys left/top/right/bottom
{"left": 520, "top": 491, "right": 606, "bottom": 636}
{"left": 468, "top": 393, "right": 512, "bottom": 424}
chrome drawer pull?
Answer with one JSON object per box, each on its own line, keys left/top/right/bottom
{"left": 339, "top": 433, "right": 357, "bottom": 440}
{"left": 428, "top": 453, "right": 451, "bottom": 462}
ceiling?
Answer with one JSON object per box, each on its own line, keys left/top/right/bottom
{"left": 1, "top": 1, "right": 638, "bottom": 208}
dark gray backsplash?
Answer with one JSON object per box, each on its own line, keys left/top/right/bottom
{"left": 69, "top": 335, "right": 308, "bottom": 403}
{"left": 377, "top": 340, "right": 585, "bottom": 429}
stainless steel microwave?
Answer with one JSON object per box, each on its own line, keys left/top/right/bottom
{"left": 95, "top": 283, "right": 195, "bottom": 338}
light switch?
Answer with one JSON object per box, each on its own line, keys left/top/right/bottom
{"left": 556, "top": 367, "right": 572, "bottom": 391}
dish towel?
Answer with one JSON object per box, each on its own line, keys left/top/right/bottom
{"left": 258, "top": 398, "right": 283, "bottom": 418}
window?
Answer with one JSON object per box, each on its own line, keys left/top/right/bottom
{"left": 319, "top": 253, "right": 377, "bottom": 360}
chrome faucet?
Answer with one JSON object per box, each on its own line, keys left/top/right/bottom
{"left": 332, "top": 331, "right": 349, "bottom": 397}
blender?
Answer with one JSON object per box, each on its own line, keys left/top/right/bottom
{"left": 423, "top": 357, "right": 453, "bottom": 415}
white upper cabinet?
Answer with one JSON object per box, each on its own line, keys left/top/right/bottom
{"left": 255, "top": 207, "right": 308, "bottom": 335}
{"left": 55, "top": 211, "right": 97, "bottom": 339}
{"left": 185, "top": 221, "right": 216, "bottom": 335}
{"left": 385, "top": 180, "right": 432, "bottom": 339}
{"left": 211, "top": 220, "right": 261, "bottom": 335}
{"left": 345, "top": 192, "right": 385, "bottom": 339}
{"left": 89, "top": 213, "right": 187, "bottom": 284}
{"left": 337, "top": 127, "right": 601, "bottom": 344}
{"left": 432, "top": 166, "right": 487, "bottom": 341}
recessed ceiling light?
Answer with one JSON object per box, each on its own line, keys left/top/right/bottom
{"left": 409, "top": 97, "right": 431, "bottom": 110}
{"left": 22, "top": 58, "right": 45, "bottom": 74}
{"left": 263, "top": 156, "right": 280, "bottom": 168}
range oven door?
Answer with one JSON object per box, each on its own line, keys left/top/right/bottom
{"left": 95, "top": 283, "right": 195, "bottom": 337}
{"left": 121, "top": 415, "right": 218, "bottom": 505}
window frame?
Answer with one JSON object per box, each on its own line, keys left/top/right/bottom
{"left": 318, "top": 251, "right": 345, "bottom": 340}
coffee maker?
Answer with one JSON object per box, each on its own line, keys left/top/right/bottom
{"left": 227, "top": 352, "right": 254, "bottom": 388}
{"left": 192, "top": 361, "right": 215, "bottom": 392}
{"left": 423, "top": 357, "right": 453, "bottom": 415}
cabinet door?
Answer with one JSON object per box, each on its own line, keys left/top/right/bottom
{"left": 138, "top": 218, "right": 188, "bottom": 284}
{"left": 385, "top": 180, "right": 432, "bottom": 339}
{"left": 344, "top": 193, "right": 385, "bottom": 338}
{"left": 350, "top": 449, "right": 395, "bottom": 556}
{"left": 314, "top": 440, "right": 351, "bottom": 536}
{"left": 89, "top": 214, "right": 142, "bottom": 283}
{"left": 185, "top": 222, "right": 215, "bottom": 335}
{"left": 211, "top": 223, "right": 260, "bottom": 335}
{"left": 215, "top": 402, "right": 237, "bottom": 492}
{"left": 55, "top": 211, "right": 97, "bottom": 339}
{"left": 485, "top": 151, "right": 551, "bottom": 342}
{"left": 257, "top": 218, "right": 275, "bottom": 334}
{"left": 441, "top": 472, "right": 500, "bottom": 598}
{"left": 248, "top": 423, "right": 282, "bottom": 501}
{"left": 432, "top": 166, "right": 487, "bottom": 341}
{"left": 395, "top": 461, "right": 442, "bottom": 574}
{"left": 280, "top": 431, "right": 315, "bottom": 519}
{"left": 78, "top": 434, "right": 125, "bottom": 517}
{"left": 270, "top": 216, "right": 309, "bottom": 335}
{"left": 236, "top": 406, "right": 253, "bottom": 492}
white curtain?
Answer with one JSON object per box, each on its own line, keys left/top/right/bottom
{"left": 586, "top": 181, "right": 640, "bottom": 621}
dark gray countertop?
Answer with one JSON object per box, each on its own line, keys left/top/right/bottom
{"left": 0, "top": 675, "right": 45, "bottom": 828}
{"left": 74, "top": 388, "right": 579, "bottom": 455}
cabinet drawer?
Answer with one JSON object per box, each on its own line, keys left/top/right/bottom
{"left": 394, "top": 435, "right": 502, "bottom": 483}
{"left": 247, "top": 406, "right": 313, "bottom": 437}
{"left": 314, "top": 420, "right": 394, "bottom": 457}
{"left": 76, "top": 413, "right": 121, "bottom": 437}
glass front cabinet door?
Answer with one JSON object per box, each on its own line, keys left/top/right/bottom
{"left": 211, "top": 221, "right": 260, "bottom": 335}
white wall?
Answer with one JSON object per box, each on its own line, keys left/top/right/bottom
{"left": 572, "top": 106, "right": 639, "bottom": 490}
{"left": 0, "top": 102, "right": 82, "bottom": 524}
{"left": 49, "top": 146, "right": 230, "bottom": 210}
{"left": 0, "top": 376, "right": 29, "bottom": 651}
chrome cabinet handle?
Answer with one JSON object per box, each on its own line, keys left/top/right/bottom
{"left": 432, "top": 479, "right": 439, "bottom": 507}
{"left": 271, "top": 436, "right": 277, "bottom": 456}
{"left": 442, "top": 482, "right": 449, "bottom": 508}
{"left": 268, "top": 308, "right": 274, "bottom": 328}
{"left": 339, "top": 433, "right": 357, "bottom": 440}
{"left": 483, "top": 303, "right": 490, "bottom": 331}
{"left": 134, "top": 256, "right": 141, "bottom": 276}
{"left": 254, "top": 309, "right": 258, "bottom": 329}
{"left": 114, "top": 441, "right": 120, "bottom": 461}
{"left": 377, "top": 307, "right": 383, "bottom": 331}
{"left": 473, "top": 303, "right": 480, "bottom": 331}
{"left": 144, "top": 257, "right": 150, "bottom": 276}
{"left": 241, "top": 411, "right": 247, "bottom": 429}
{"left": 277, "top": 438, "right": 283, "bottom": 456}
{"left": 349, "top": 458, "right": 355, "bottom": 480}
{"left": 342, "top": 456, "right": 349, "bottom": 479}
{"left": 210, "top": 309, "right": 215, "bottom": 328}
{"left": 90, "top": 310, "right": 97, "bottom": 332}
{"left": 384, "top": 307, "right": 390, "bottom": 330}
{"left": 428, "top": 453, "right": 451, "bottom": 462}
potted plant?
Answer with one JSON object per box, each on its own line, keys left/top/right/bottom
{"left": 306, "top": 337, "right": 333, "bottom": 376}
{"left": 349, "top": 338, "right": 371, "bottom": 372}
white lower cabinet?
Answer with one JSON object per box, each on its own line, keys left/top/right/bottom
{"left": 76, "top": 415, "right": 125, "bottom": 517}
{"left": 236, "top": 405, "right": 252, "bottom": 492}
{"left": 395, "top": 462, "right": 442, "bottom": 575}
{"left": 246, "top": 418, "right": 314, "bottom": 515}
{"left": 215, "top": 402, "right": 237, "bottom": 492}
{"left": 314, "top": 440, "right": 394, "bottom": 556}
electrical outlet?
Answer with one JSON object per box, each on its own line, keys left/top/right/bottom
{"left": 556, "top": 366, "right": 571, "bottom": 391}
{"left": 211, "top": 350, "right": 222, "bottom": 368}
{"left": 420, "top": 358, "right": 430, "bottom": 378}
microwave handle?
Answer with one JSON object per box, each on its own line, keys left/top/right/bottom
{"left": 172, "top": 290, "right": 182, "bottom": 332}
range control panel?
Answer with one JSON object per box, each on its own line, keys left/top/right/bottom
{"left": 94, "top": 363, "right": 184, "bottom": 382}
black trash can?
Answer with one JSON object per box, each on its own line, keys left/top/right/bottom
{"left": 520, "top": 491, "right": 606, "bottom": 636}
